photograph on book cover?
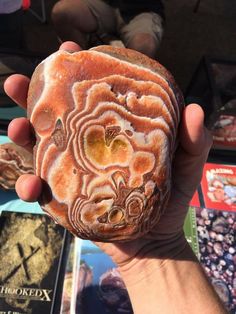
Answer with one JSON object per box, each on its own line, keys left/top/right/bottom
{"left": 196, "top": 207, "right": 236, "bottom": 313}
{"left": 201, "top": 163, "right": 236, "bottom": 211}
{"left": 0, "top": 211, "right": 67, "bottom": 314}
{"left": 71, "top": 239, "right": 133, "bottom": 314}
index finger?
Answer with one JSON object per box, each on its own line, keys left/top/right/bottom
{"left": 59, "top": 41, "right": 81, "bottom": 52}
{"left": 4, "top": 42, "right": 82, "bottom": 109}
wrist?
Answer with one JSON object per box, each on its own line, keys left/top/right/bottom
{"left": 118, "top": 240, "right": 226, "bottom": 314}
{"left": 118, "top": 232, "right": 188, "bottom": 286}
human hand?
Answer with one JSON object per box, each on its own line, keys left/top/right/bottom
{"left": 4, "top": 42, "right": 212, "bottom": 272}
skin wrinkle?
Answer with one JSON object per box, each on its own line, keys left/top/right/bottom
{"left": 118, "top": 242, "right": 189, "bottom": 287}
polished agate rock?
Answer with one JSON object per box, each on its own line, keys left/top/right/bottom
{"left": 27, "top": 46, "right": 184, "bottom": 241}
{"left": 0, "top": 143, "right": 33, "bottom": 190}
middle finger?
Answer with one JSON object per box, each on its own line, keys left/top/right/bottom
{"left": 4, "top": 74, "right": 30, "bottom": 109}
{"left": 8, "top": 117, "right": 35, "bottom": 152}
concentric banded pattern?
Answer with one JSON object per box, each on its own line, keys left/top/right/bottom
{"left": 27, "top": 46, "right": 184, "bottom": 241}
{"left": 0, "top": 143, "right": 33, "bottom": 190}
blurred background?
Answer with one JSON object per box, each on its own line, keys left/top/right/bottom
{"left": 1, "top": 0, "right": 235, "bottom": 93}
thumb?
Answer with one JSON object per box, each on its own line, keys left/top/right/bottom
{"left": 171, "top": 104, "right": 212, "bottom": 202}
{"left": 180, "top": 103, "right": 212, "bottom": 156}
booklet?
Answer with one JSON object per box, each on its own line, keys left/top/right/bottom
{"left": 0, "top": 211, "right": 67, "bottom": 314}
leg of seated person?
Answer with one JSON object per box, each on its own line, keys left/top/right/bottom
{"left": 120, "top": 12, "right": 164, "bottom": 59}
{"left": 127, "top": 33, "right": 158, "bottom": 59}
{"left": 51, "top": 0, "right": 98, "bottom": 49}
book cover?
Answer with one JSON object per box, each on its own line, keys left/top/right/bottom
{"left": 196, "top": 207, "right": 236, "bottom": 313}
{"left": 0, "top": 211, "right": 67, "bottom": 314}
{"left": 72, "top": 239, "right": 133, "bottom": 314}
{"left": 201, "top": 163, "right": 236, "bottom": 211}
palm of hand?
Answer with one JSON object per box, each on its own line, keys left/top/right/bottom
{"left": 95, "top": 141, "right": 210, "bottom": 267}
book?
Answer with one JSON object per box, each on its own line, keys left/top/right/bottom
{"left": 201, "top": 163, "right": 236, "bottom": 211}
{"left": 71, "top": 239, "right": 133, "bottom": 314}
{"left": 191, "top": 164, "right": 236, "bottom": 312}
{"left": 0, "top": 211, "right": 67, "bottom": 314}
